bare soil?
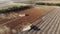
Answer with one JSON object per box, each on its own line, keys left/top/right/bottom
{"left": 0, "top": 6, "right": 55, "bottom": 34}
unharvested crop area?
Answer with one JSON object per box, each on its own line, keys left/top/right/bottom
{"left": 0, "top": 6, "right": 54, "bottom": 34}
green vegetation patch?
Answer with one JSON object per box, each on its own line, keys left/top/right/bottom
{"left": 35, "top": 2, "right": 60, "bottom": 6}
{"left": 0, "top": 6, "right": 32, "bottom": 13}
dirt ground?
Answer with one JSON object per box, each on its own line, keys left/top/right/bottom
{"left": 17, "top": 6, "right": 54, "bottom": 24}
{"left": 0, "top": 6, "right": 55, "bottom": 34}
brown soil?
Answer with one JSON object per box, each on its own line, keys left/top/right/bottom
{"left": 0, "top": 6, "right": 54, "bottom": 34}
